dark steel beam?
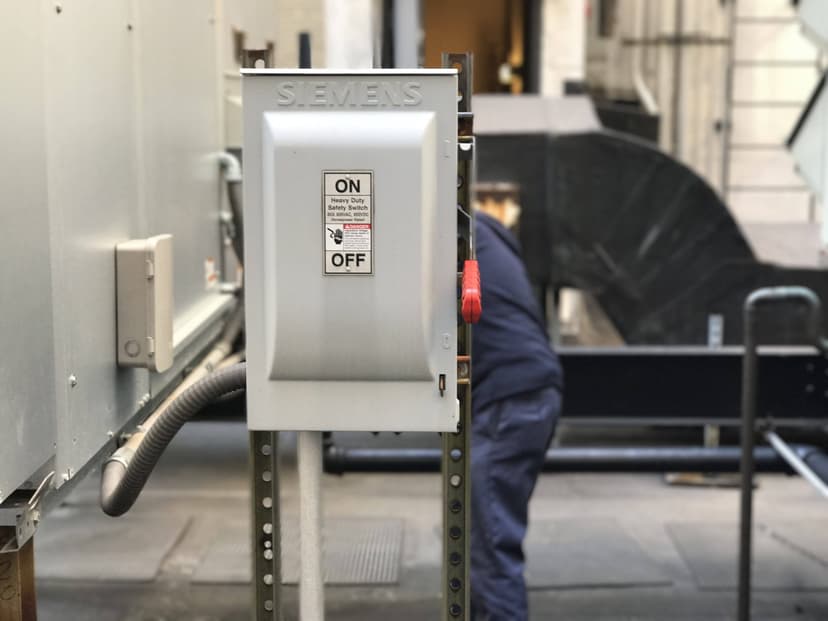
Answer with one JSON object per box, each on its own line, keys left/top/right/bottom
{"left": 558, "top": 347, "right": 828, "bottom": 424}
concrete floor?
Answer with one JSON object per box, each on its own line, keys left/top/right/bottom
{"left": 33, "top": 422, "right": 828, "bottom": 620}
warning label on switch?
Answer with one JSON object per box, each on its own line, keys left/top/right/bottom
{"left": 323, "top": 171, "right": 373, "bottom": 275}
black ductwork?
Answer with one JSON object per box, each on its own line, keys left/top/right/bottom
{"left": 474, "top": 96, "right": 828, "bottom": 345}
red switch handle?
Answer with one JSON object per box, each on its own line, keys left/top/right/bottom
{"left": 461, "top": 260, "right": 482, "bottom": 324}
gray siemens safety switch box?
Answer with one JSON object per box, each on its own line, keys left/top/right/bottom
{"left": 243, "top": 69, "right": 458, "bottom": 432}
{"left": 116, "top": 234, "right": 174, "bottom": 373}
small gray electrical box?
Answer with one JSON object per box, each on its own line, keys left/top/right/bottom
{"left": 116, "top": 234, "right": 174, "bottom": 373}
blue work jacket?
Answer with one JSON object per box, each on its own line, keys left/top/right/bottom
{"left": 471, "top": 212, "right": 563, "bottom": 411}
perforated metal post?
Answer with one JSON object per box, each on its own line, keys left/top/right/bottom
{"left": 251, "top": 432, "right": 282, "bottom": 620}
{"left": 244, "top": 47, "right": 283, "bottom": 621}
{"left": 442, "top": 51, "right": 474, "bottom": 621}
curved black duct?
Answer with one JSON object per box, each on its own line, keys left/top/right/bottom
{"left": 475, "top": 96, "right": 828, "bottom": 345}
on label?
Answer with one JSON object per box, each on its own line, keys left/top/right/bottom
{"left": 323, "top": 171, "right": 373, "bottom": 275}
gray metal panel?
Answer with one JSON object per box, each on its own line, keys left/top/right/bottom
{"left": 137, "top": 1, "right": 236, "bottom": 397}
{"left": 137, "top": 1, "right": 227, "bottom": 324}
{"left": 1, "top": 2, "right": 248, "bottom": 501}
{"left": 150, "top": 296, "right": 231, "bottom": 399}
{"left": 43, "top": 0, "right": 150, "bottom": 486}
{"left": 263, "top": 112, "right": 438, "bottom": 380}
{"left": 0, "top": 3, "right": 57, "bottom": 502}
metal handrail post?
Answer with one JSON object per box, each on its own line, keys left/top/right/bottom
{"left": 738, "top": 287, "right": 826, "bottom": 621}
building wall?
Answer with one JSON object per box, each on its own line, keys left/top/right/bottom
{"left": 584, "top": 0, "right": 822, "bottom": 241}
{"left": 324, "top": 0, "right": 376, "bottom": 68}
{"left": 275, "top": 0, "right": 326, "bottom": 67}
{"left": 541, "top": 0, "right": 587, "bottom": 96}
{"left": 586, "top": 0, "right": 730, "bottom": 188}
{"left": 726, "top": 0, "right": 822, "bottom": 227}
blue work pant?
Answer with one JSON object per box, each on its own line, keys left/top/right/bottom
{"left": 470, "top": 386, "right": 561, "bottom": 621}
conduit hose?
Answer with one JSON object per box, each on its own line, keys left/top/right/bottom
{"left": 227, "top": 179, "right": 244, "bottom": 262}
{"left": 101, "top": 362, "right": 247, "bottom": 516}
{"left": 218, "top": 151, "right": 244, "bottom": 263}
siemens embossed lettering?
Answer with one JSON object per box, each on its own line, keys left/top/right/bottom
{"left": 276, "top": 81, "right": 423, "bottom": 107}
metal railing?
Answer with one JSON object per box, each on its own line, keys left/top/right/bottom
{"left": 738, "top": 287, "right": 828, "bottom": 621}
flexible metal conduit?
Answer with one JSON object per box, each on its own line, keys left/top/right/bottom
{"left": 100, "top": 305, "right": 245, "bottom": 516}
{"left": 218, "top": 151, "right": 244, "bottom": 262}
{"left": 101, "top": 362, "right": 247, "bottom": 516}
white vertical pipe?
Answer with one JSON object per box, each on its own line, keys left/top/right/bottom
{"left": 298, "top": 430, "right": 325, "bottom": 621}
{"left": 324, "top": 0, "right": 375, "bottom": 68}
{"left": 393, "top": 0, "right": 421, "bottom": 68}
{"left": 540, "top": 0, "right": 586, "bottom": 97}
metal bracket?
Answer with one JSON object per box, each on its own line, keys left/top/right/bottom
{"left": 0, "top": 471, "right": 50, "bottom": 621}
{"left": 233, "top": 28, "right": 247, "bottom": 65}
{"left": 0, "top": 500, "right": 37, "bottom": 556}
{"left": 0, "top": 471, "right": 52, "bottom": 553}
{"left": 442, "top": 51, "right": 474, "bottom": 621}
{"left": 242, "top": 48, "right": 274, "bottom": 70}
{"left": 457, "top": 356, "right": 470, "bottom": 385}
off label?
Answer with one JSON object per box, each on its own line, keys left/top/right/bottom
{"left": 323, "top": 171, "right": 373, "bottom": 274}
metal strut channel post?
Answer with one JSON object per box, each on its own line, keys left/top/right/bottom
{"left": 738, "top": 287, "right": 828, "bottom": 621}
{"left": 442, "top": 51, "right": 474, "bottom": 621}
{"left": 243, "top": 47, "right": 283, "bottom": 621}
{"left": 251, "top": 431, "right": 282, "bottom": 620}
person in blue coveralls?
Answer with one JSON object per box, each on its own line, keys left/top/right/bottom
{"left": 470, "top": 185, "right": 563, "bottom": 621}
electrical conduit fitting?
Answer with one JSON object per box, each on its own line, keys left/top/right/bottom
{"left": 217, "top": 151, "right": 242, "bottom": 183}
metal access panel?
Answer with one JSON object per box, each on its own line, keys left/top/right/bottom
{"left": 243, "top": 69, "right": 458, "bottom": 431}
{"left": 0, "top": 1, "right": 266, "bottom": 501}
